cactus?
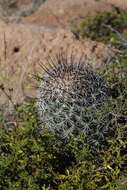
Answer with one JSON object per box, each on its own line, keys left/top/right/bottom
{"left": 37, "top": 52, "right": 110, "bottom": 149}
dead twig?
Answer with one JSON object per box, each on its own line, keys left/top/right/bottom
{"left": 103, "top": 24, "right": 127, "bottom": 48}
{"left": 0, "top": 84, "right": 16, "bottom": 110}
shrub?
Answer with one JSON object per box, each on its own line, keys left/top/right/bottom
{"left": 72, "top": 9, "right": 127, "bottom": 44}
{"left": 0, "top": 102, "right": 76, "bottom": 190}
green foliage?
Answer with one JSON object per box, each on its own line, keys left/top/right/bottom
{"left": 115, "top": 176, "right": 127, "bottom": 190}
{"left": 73, "top": 9, "right": 127, "bottom": 44}
{"left": 0, "top": 102, "right": 76, "bottom": 190}
{"left": 0, "top": 54, "right": 127, "bottom": 189}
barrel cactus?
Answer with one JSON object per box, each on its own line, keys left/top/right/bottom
{"left": 37, "top": 52, "right": 110, "bottom": 149}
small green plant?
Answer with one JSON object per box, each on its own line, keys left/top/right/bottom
{"left": 115, "top": 176, "right": 127, "bottom": 190}
{"left": 73, "top": 9, "right": 127, "bottom": 44}
{"left": 0, "top": 102, "right": 76, "bottom": 190}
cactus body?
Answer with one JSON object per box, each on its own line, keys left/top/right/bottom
{"left": 37, "top": 53, "right": 110, "bottom": 148}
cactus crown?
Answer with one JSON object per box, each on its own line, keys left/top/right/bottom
{"left": 37, "top": 52, "right": 110, "bottom": 149}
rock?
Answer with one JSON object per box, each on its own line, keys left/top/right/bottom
{"left": 0, "top": 0, "right": 45, "bottom": 18}
{"left": 0, "top": 20, "right": 113, "bottom": 108}
{"left": 22, "top": 0, "right": 127, "bottom": 28}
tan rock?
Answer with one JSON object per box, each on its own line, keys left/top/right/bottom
{"left": 0, "top": 20, "right": 113, "bottom": 108}
{"left": 23, "top": 0, "right": 127, "bottom": 28}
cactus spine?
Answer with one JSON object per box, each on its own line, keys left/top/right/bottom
{"left": 37, "top": 52, "right": 110, "bottom": 149}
